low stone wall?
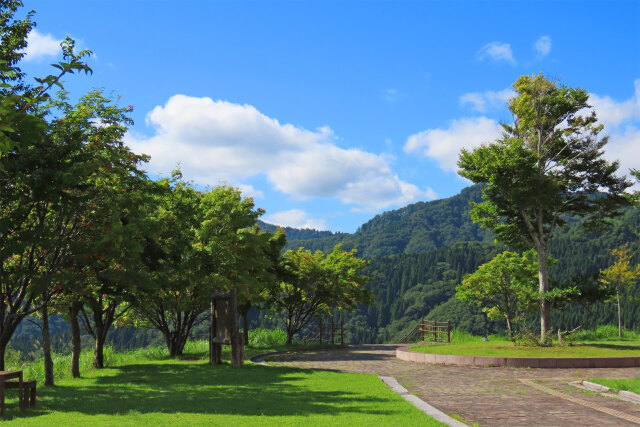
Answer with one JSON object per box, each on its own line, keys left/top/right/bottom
{"left": 396, "top": 346, "right": 640, "bottom": 368}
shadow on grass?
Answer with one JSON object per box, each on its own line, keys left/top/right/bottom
{"left": 263, "top": 345, "right": 399, "bottom": 365}
{"left": 5, "top": 363, "right": 401, "bottom": 420}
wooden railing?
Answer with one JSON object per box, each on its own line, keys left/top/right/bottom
{"left": 420, "top": 319, "right": 451, "bottom": 343}
{"left": 399, "top": 318, "right": 451, "bottom": 343}
{"left": 302, "top": 321, "right": 344, "bottom": 346}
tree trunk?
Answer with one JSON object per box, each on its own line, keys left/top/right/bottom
{"left": 537, "top": 248, "right": 551, "bottom": 343}
{"left": 93, "top": 334, "right": 105, "bottom": 369}
{"left": 286, "top": 331, "right": 294, "bottom": 345}
{"left": 41, "top": 302, "right": 54, "bottom": 386}
{"left": 505, "top": 315, "right": 513, "bottom": 340}
{"left": 0, "top": 336, "right": 8, "bottom": 371}
{"left": 617, "top": 291, "right": 622, "bottom": 338}
{"left": 240, "top": 304, "right": 250, "bottom": 346}
{"left": 69, "top": 302, "right": 82, "bottom": 378}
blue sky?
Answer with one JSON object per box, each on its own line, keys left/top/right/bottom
{"left": 19, "top": 0, "right": 640, "bottom": 232}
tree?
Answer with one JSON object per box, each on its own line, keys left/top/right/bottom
{"left": 458, "top": 73, "right": 631, "bottom": 342}
{"left": 599, "top": 245, "right": 640, "bottom": 338}
{"left": 265, "top": 244, "right": 373, "bottom": 345}
{"left": 0, "top": 3, "right": 92, "bottom": 370}
{"left": 456, "top": 251, "right": 538, "bottom": 339}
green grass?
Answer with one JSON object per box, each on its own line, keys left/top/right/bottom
{"left": 2, "top": 341, "right": 444, "bottom": 426}
{"left": 588, "top": 377, "right": 640, "bottom": 394}
{"left": 409, "top": 327, "right": 640, "bottom": 358}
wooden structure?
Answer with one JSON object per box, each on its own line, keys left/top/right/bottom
{"left": 209, "top": 288, "right": 244, "bottom": 368}
{"left": 0, "top": 370, "right": 25, "bottom": 416}
{"left": 302, "top": 320, "right": 344, "bottom": 346}
{"left": 399, "top": 318, "right": 450, "bottom": 344}
{"left": 420, "top": 319, "right": 451, "bottom": 343}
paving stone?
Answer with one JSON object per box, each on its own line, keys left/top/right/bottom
{"left": 265, "top": 344, "right": 640, "bottom": 426}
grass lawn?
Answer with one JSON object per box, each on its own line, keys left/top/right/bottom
{"left": 1, "top": 344, "right": 444, "bottom": 426}
{"left": 588, "top": 377, "right": 640, "bottom": 394}
{"left": 409, "top": 341, "right": 640, "bottom": 358}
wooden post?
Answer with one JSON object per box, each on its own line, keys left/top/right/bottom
{"left": 433, "top": 321, "right": 437, "bottom": 342}
{"left": 229, "top": 288, "right": 244, "bottom": 368}
{"left": 331, "top": 322, "right": 335, "bottom": 345}
{"left": 318, "top": 318, "right": 323, "bottom": 345}
{"left": 447, "top": 321, "right": 451, "bottom": 343}
{"left": 420, "top": 318, "right": 424, "bottom": 342}
{"left": 340, "top": 322, "right": 344, "bottom": 346}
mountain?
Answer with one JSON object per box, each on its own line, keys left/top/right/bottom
{"left": 255, "top": 184, "right": 640, "bottom": 344}
{"left": 282, "top": 185, "right": 494, "bottom": 258}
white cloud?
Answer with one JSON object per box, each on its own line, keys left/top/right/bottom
{"left": 534, "top": 36, "right": 552, "bottom": 58}
{"left": 460, "top": 88, "right": 514, "bottom": 112}
{"left": 235, "top": 184, "right": 264, "bottom": 200}
{"left": 587, "top": 79, "right": 640, "bottom": 175}
{"left": 263, "top": 209, "right": 328, "bottom": 230}
{"left": 382, "top": 89, "right": 402, "bottom": 103}
{"left": 589, "top": 79, "right": 640, "bottom": 127}
{"left": 22, "top": 30, "right": 61, "bottom": 62}
{"left": 404, "top": 117, "right": 502, "bottom": 172}
{"left": 128, "top": 95, "right": 432, "bottom": 212}
{"left": 477, "top": 42, "right": 515, "bottom": 65}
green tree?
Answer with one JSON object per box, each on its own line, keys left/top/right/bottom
{"left": 265, "top": 245, "right": 373, "bottom": 345}
{"left": 456, "top": 251, "right": 538, "bottom": 339}
{"left": 458, "top": 73, "right": 631, "bottom": 341}
{"left": 599, "top": 245, "right": 640, "bottom": 338}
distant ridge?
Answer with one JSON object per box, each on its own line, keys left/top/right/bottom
{"left": 279, "top": 185, "right": 493, "bottom": 258}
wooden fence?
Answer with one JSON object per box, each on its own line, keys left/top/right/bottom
{"left": 399, "top": 318, "right": 450, "bottom": 343}
{"left": 420, "top": 319, "right": 451, "bottom": 343}
{"left": 302, "top": 321, "right": 344, "bottom": 346}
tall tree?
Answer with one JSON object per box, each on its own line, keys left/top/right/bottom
{"left": 599, "top": 245, "right": 640, "bottom": 338}
{"left": 458, "top": 73, "right": 631, "bottom": 341}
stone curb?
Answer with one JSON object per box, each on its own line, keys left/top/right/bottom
{"left": 397, "top": 346, "right": 640, "bottom": 368}
{"left": 379, "top": 376, "right": 467, "bottom": 427}
{"left": 570, "top": 380, "right": 640, "bottom": 404}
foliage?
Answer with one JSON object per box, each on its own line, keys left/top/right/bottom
{"left": 264, "top": 244, "right": 373, "bottom": 344}
{"left": 247, "top": 328, "right": 287, "bottom": 348}
{"left": 599, "top": 244, "right": 640, "bottom": 337}
{"left": 457, "top": 73, "right": 631, "bottom": 340}
{"left": 456, "top": 251, "right": 539, "bottom": 339}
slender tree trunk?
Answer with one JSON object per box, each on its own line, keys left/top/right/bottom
{"left": 69, "top": 302, "right": 82, "bottom": 378}
{"left": 537, "top": 248, "right": 551, "bottom": 343}
{"left": 93, "top": 334, "right": 106, "bottom": 369}
{"left": 229, "top": 289, "right": 244, "bottom": 368}
{"left": 505, "top": 315, "right": 513, "bottom": 340}
{"left": 41, "top": 302, "right": 54, "bottom": 386}
{"left": 240, "top": 304, "right": 250, "bottom": 346}
{"left": 617, "top": 291, "right": 622, "bottom": 338}
{"left": 286, "top": 331, "right": 294, "bottom": 345}
{"left": 0, "top": 336, "right": 8, "bottom": 371}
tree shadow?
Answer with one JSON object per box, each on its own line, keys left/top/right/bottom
{"left": 5, "top": 363, "right": 403, "bottom": 419}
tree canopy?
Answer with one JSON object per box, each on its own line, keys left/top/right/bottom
{"left": 458, "top": 73, "right": 631, "bottom": 341}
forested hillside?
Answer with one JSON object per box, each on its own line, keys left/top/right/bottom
{"left": 256, "top": 185, "right": 640, "bottom": 344}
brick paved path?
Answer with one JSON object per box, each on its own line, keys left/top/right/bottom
{"left": 264, "top": 344, "right": 640, "bottom": 426}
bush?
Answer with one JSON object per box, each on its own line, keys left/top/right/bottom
{"left": 247, "top": 328, "right": 287, "bottom": 348}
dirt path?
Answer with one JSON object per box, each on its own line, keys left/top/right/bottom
{"left": 263, "top": 344, "right": 640, "bottom": 426}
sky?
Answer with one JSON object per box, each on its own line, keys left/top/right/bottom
{"left": 17, "top": 0, "right": 640, "bottom": 232}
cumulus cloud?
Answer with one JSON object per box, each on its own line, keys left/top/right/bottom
{"left": 22, "top": 29, "right": 61, "bottom": 62}
{"left": 477, "top": 42, "right": 515, "bottom": 65}
{"left": 590, "top": 79, "right": 640, "bottom": 127}
{"left": 460, "top": 88, "right": 514, "bottom": 112}
{"left": 588, "top": 79, "right": 640, "bottom": 175}
{"left": 534, "top": 36, "right": 552, "bottom": 58}
{"left": 263, "top": 209, "right": 328, "bottom": 230}
{"left": 404, "top": 117, "right": 502, "bottom": 172}
{"left": 128, "top": 95, "right": 433, "bottom": 212}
